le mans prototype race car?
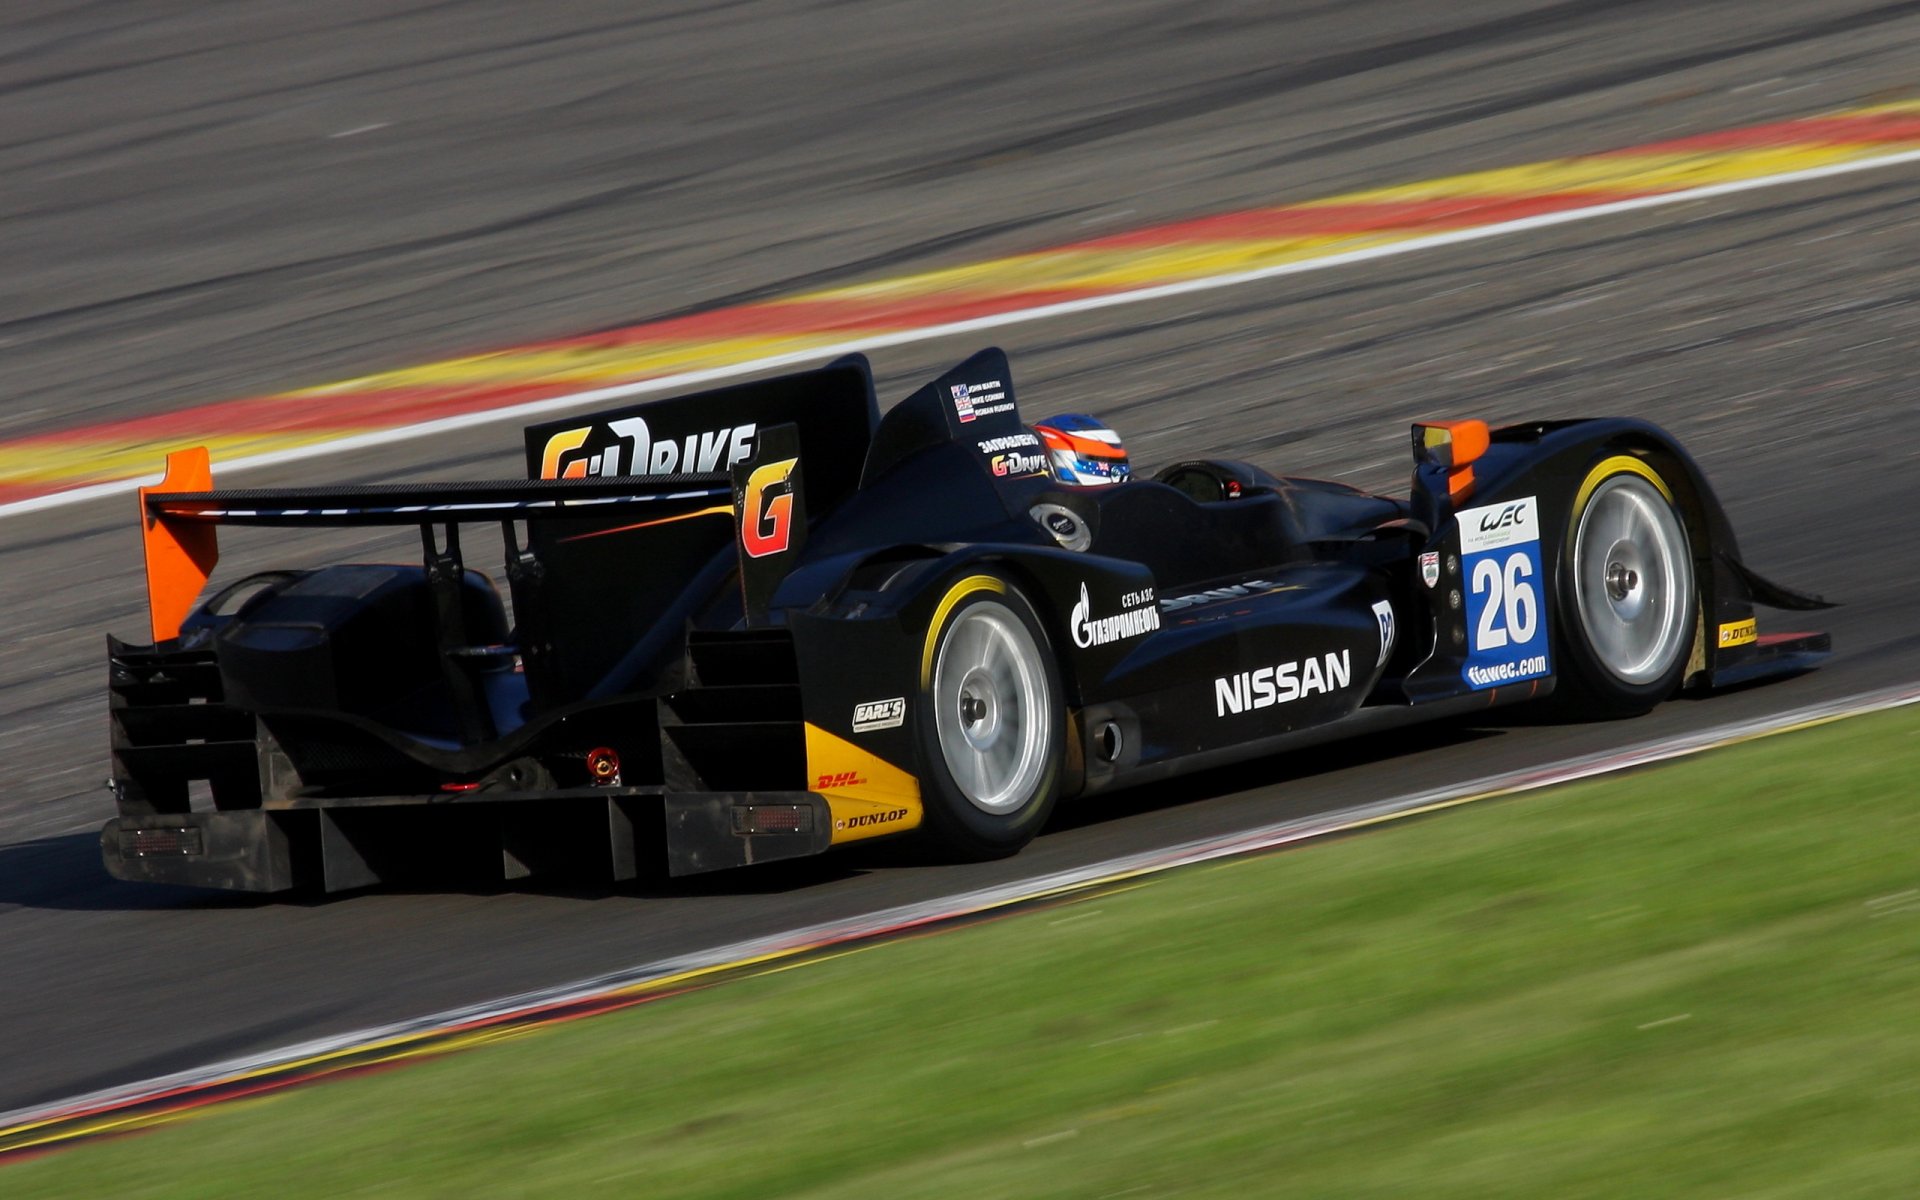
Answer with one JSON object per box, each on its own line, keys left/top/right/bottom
{"left": 102, "top": 349, "right": 1831, "bottom": 893}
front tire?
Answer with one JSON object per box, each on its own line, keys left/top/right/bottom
{"left": 916, "top": 575, "right": 1064, "bottom": 859}
{"left": 1555, "top": 456, "right": 1697, "bottom": 716}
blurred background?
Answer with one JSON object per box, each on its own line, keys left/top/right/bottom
{"left": 7, "top": 0, "right": 1920, "bottom": 435}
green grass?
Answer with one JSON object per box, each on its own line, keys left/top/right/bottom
{"left": 13, "top": 706, "right": 1920, "bottom": 1199}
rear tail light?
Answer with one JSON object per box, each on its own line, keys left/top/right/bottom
{"left": 731, "top": 805, "right": 813, "bottom": 835}
{"left": 118, "top": 827, "right": 204, "bottom": 857}
{"left": 585, "top": 747, "right": 622, "bottom": 787}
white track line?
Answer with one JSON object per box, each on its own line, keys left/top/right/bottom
{"left": 8, "top": 679, "right": 1916, "bottom": 1131}
{"left": 7, "top": 145, "right": 1920, "bottom": 524}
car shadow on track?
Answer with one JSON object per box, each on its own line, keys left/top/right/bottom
{"left": 1041, "top": 716, "right": 1505, "bottom": 836}
{"left": 0, "top": 831, "right": 276, "bottom": 913}
{"left": 0, "top": 719, "right": 1510, "bottom": 912}
{"left": 0, "top": 826, "right": 876, "bottom": 912}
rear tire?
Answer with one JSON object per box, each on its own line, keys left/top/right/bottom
{"left": 915, "top": 575, "right": 1064, "bottom": 859}
{"left": 1554, "top": 456, "right": 1697, "bottom": 716}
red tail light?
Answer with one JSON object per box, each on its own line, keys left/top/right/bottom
{"left": 585, "top": 747, "right": 622, "bottom": 786}
{"left": 731, "top": 805, "right": 813, "bottom": 834}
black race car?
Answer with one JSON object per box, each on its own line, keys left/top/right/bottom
{"left": 103, "top": 348, "right": 1830, "bottom": 892}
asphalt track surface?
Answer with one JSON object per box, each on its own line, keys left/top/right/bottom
{"left": 2, "top": 1, "right": 1918, "bottom": 1115}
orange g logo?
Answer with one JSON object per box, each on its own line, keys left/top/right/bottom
{"left": 539, "top": 427, "right": 593, "bottom": 479}
{"left": 740, "top": 457, "right": 799, "bottom": 558}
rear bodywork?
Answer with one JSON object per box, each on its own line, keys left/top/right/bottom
{"left": 102, "top": 349, "right": 1830, "bottom": 892}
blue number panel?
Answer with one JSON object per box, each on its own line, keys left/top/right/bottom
{"left": 1457, "top": 495, "right": 1552, "bottom": 691}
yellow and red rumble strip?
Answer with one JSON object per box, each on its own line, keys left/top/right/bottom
{"left": 1, "top": 683, "right": 1915, "bottom": 1165}
{"left": 6, "top": 100, "right": 1920, "bottom": 512}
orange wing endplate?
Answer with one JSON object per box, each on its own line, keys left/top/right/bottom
{"left": 138, "top": 447, "right": 219, "bottom": 644}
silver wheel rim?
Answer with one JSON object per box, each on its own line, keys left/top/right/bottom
{"left": 1572, "top": 475, "right": 1692, "bottom": 686}
{"left": 932, "top": 601, "right": 1050, "bottom": 814}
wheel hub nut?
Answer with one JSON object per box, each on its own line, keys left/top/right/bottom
{"left": 1606, "top": 562, "right": 1637, "bottom": 601}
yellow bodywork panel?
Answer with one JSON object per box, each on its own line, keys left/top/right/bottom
{"left": 805, "top": 723, "right": 924, "bottom": 844}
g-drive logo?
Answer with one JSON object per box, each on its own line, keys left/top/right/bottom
{"left": 540, "top": 416, "right": 757, "bottom": 479}
{"left": 992, "top": 450, "right": 1047, "bottom": 477}
{"left": 739, "top": 457, "right": 798, "bottom": 559}
{"left": 979, "top": 432, "right": 1046, "bottom": 478}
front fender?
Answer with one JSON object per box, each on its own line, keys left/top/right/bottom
{"left": 1420, "top": 417, "right": 1821, "bottom": 689}
{"left": 857, "top": 543, "right": 1159, "bottom": 708}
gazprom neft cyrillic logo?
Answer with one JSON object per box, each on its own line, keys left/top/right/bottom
{"left": 1070, "top": 582, "right": 1160, "bottom": 648}
{"left": 1214, "top": 650, "right": 1352, "bottom": 715}
{"left": 975, "top": 433, "right": 1040, "bottom": 454}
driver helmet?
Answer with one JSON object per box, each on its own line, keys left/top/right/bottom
{"left": 1032, "top": 414, "right": 1131, "bottom": 486}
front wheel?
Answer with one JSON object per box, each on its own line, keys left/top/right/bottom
{"left": 916, "top": 575, "right": 1064, "bottom": 859}
{"left": 1555, "top": 456, "right": 1697, "bottom": 716}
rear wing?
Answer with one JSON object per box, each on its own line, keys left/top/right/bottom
{"left": 134, "top": 347, "right": 1018, "bottom": 692}
{"left": 523, "top": 353, "right": 877, "bottom": 515}
{"left": 137, "top": 446, "right": 732, "bottom": 644}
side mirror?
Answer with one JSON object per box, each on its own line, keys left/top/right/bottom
{"left": 1411, "top": 419, "right": 1490, "bottom": 500}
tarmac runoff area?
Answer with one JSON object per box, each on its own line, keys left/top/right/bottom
{"left": 5, "top": 100, "right": 1920, "bottom": 517}
{"left": 2, "top": 682, "right": 1913, "bottom": 1162}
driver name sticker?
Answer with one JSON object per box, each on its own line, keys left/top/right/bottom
{"left": 950, "top": 379, "right": 1012, "bottom": 424}
{"left": 1456, "top": 496, "right": 1551, "bottom": 690}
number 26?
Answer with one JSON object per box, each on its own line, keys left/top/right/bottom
{"left": 1471, "top": 552, "right": 1538, "bottom": 650}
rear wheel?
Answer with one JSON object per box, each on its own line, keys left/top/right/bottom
{"left": 916, "top": 575, "right": 1063, "bottom": 859}
{"left": 1555, "top": 456, "right": 1696, "bottom": 715}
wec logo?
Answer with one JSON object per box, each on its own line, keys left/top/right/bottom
{"left": 740, "top": 457, "right": 798, "bottom": 559}
{"left": 1458, "top": 495, "right": 1539, "bottom": 554}
{"left": 1478, "top": 503, "right": 1525, "bottom": 533}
